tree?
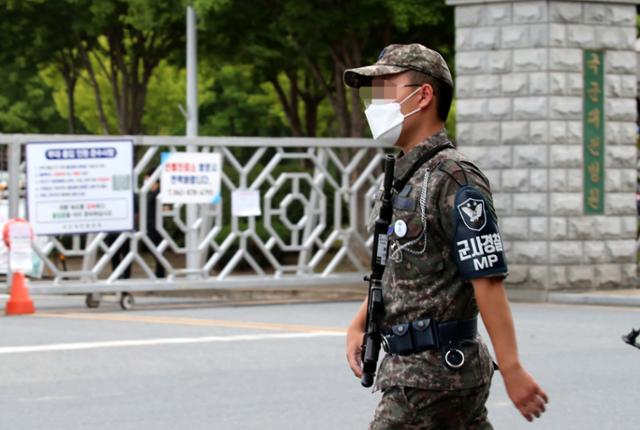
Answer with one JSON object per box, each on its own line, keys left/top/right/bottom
{"left": 0, "top": 0, "right": 82, "bottom": 133}
{"left": 0, "top": 0, "right": 455, "bottom": 138}
{"left": 73, "top": 0, "right": 187, "bottom": 134}
{"left": 0, "top": 0, "right": 187, "bottom": 135}
{"left": 196, "top": 0, "right": 454, "bottom": 138}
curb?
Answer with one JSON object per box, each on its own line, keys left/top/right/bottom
{"left": 506, "top": 288, "right": 640, "bottom": 307}
{"left": 547, "top": 292, "right": 640, "bottom": 307}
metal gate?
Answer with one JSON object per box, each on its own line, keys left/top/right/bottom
{"left": 0, "top": 134, "right": 385, "bottom": 295}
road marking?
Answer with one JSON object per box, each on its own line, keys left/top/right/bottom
{"left": 0, "top": 332, "right": 343, "bottom": 355}
{"left": 36, "top": 312, "right": 346, "bottom": 334}
{"left": 18, "top": 395, "right": 78, "bottom": 402}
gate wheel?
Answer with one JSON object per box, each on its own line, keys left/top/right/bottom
{"left": 120, "top": 292, "right": 134, "bottom": 310}
{"left": 85, "top": 293, "right": 100, "bottom": 309}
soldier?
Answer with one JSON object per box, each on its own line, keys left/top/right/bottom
{"left": 344, "top": 44, "right": 548, "bottom": 429}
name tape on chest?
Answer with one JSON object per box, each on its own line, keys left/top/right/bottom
{"left": 452, "top": 186, "right": 507, "bottom": 279}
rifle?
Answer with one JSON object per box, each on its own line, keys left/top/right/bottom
{"left": 361, "top": 154, "right": 395, "bottom": 388}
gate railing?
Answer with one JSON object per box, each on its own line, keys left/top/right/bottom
{"left": 0, "top": 134, "right": 385, "bottom": 294}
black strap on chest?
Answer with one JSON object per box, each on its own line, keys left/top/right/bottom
{"left": 392, "top": 143, "right": 455, "bottom": 193}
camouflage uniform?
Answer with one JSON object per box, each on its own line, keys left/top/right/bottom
{"left": 344, "top": 44, "right": 506, "bottom": 430}
{"left": 368, "top": 129, "right": 497, "bottom": 430}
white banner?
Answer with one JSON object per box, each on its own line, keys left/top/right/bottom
{"left": 25, "top": 140, "right": 134, "bottom": 235}
{"left": 160, "top": 152, "right": 222, "bottom": 204}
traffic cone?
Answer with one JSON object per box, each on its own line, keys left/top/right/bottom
{"left": 5, "top": 271, "right": 35, "bottom": 315}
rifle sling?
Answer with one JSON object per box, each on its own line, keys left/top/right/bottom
{"left": 392, "top": 143, "right": 454, "bottom": 193}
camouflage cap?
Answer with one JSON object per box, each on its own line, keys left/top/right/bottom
{"left": 343, "top": 43, "right": 453, "bottom": 88}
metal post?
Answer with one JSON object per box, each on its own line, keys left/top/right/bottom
{"left": 8, "top": 140, "right": 20, "bottom": 219}
{"left": 186, "top": 5, "right": 199, "bottom": 272}
{"left": 6, "top": 140, "right": 20, "bottom": 287}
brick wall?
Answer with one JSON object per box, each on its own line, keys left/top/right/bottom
{"left": 448, "top": 0, "right": 638, "bottom": 290}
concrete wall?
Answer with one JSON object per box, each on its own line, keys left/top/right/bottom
{"left": 447, "top": 0, "right": 638, "bottom": 290}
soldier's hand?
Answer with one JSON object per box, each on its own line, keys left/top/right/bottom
{"left": 502, "top": 364, "right": 548, "bottom": 422}
{"left": 346, "top": 327, "right": 364, "bottom": 378}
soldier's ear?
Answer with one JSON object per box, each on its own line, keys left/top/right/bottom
{"left": 417, "top": 84, "right": 434, "bottom": 110}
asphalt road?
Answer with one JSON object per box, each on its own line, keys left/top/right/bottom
{"left": 0, "top": 295, "right": 639, "bottom": 430}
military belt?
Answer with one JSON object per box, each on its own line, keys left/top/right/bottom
{"left": 381, "top": 317, "right": 477, "bottom": 369}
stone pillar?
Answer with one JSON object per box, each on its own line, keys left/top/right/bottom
{"left": 446, "top": 0, "right": 638, "bottom": 292}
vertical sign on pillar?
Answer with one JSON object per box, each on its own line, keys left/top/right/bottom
{"left": 583, "top": 50, "right": 605, "bottom": 215}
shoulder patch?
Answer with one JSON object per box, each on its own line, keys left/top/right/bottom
{"left": 457, "top": 194, "right": 486, "bottom": 231}
{"left": 452, "top": 186, "right": 508, "bottom": 280}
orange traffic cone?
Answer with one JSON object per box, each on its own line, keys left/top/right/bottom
{"left": 5, "top": 271, "right": 35, "bottom": 315}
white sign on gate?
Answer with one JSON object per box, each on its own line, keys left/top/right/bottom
{"left": 231, "top": 189, "right": 261, "bottom": 217}
{"left": 160, "top": 152, "right": 222, "bottom": 204}
{"left": 8, "top": 222, "right": 33, "bottom": 272}
{"left": 0, "top": 201, "right": 45, "bottom": 277}
{"left": 26, "top": 140, "right": 134, "bottom": 235}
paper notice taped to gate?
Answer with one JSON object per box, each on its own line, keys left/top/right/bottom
{"left": 231, "top": 190, "right": 261, "bottom": 217}
{"left": 9, "top": 223, "right": 33, "bottom": 272}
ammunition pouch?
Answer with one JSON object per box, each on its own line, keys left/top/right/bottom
{"left": 382, "top": 317, "right": 477, "bottom": 369}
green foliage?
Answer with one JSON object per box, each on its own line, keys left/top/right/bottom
{"left": 196, "top": 0, "right": 454, "bottom": 137}
{"left": 446, "top": 99, "right": 456, "bottom": 139}
{"left": 41, "top": 56, "right": 116, "bottom": 134}
{"left": 199, "top": 64, "right": 289, "bottom": 137}
{"left": 0, "top": 0, "right": 455, "bottom": 138}
{"left": 0, "top": 65, "right": 67, "bottom": 133}
{"left": 143, "top": 61, "right": 190, "bottom": 135}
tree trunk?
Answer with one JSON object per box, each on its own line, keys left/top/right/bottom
{"left": 285, "top": 70, "right": 303, "bottom": 135}
{"left": 304, "top": 98, "right": 318, "bottom": 137}
{"left": 57, "top": 52, "right": 79, "bottom": 134}
{"left": 107, "top": 31, "right": 127, "bottom": 134}
{"left": 346, "top": 36, "right": 365, "bottom": 137}
{"left": 65, "top": 76, "right": 77, "bottom": 134}
{"left": 79, "top": 42, "right": 110, "bottom": 135}
{"left": 329, "top": 49, "right": 351, "bottom": 137}
{"left": 269, "top": 75, "right": 303, "bottom": 137}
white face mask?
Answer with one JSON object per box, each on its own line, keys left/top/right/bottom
{"left": 364, "top": 87, "right": 422, "bottom": 146}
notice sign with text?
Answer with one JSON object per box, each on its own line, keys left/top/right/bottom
{"left": 160, "top": 152, "right": 222, "bottom": 204}
{"left": 26, "top": 140, "right": 134, "bottom": 235}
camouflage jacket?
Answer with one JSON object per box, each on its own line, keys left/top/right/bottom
{"left": 370, "top": 128, "right": 501, "bottom": 392}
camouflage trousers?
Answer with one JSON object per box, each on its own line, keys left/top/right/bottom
{"left": 369, "top": 384, "right": 493, "bottom": 430}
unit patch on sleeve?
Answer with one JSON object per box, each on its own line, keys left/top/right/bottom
{"left": 452, "top": 186, "right": 508, "bottom": 279}
{"left": 457, "top": 197, "right": 486, "bottom": 231}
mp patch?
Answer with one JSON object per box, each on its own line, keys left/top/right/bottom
{"left": 452, "top": 186, "right": 508, "bottom": 280}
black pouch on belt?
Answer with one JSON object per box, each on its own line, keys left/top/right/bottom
{"left": 385, "top": 323, "right": 413, "bottom": 355}
{"left": 411, "top": 319, "right": 435, "bottom": 351}
{"left": 437, "top": 319, "right": 477, "bottom": 369}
